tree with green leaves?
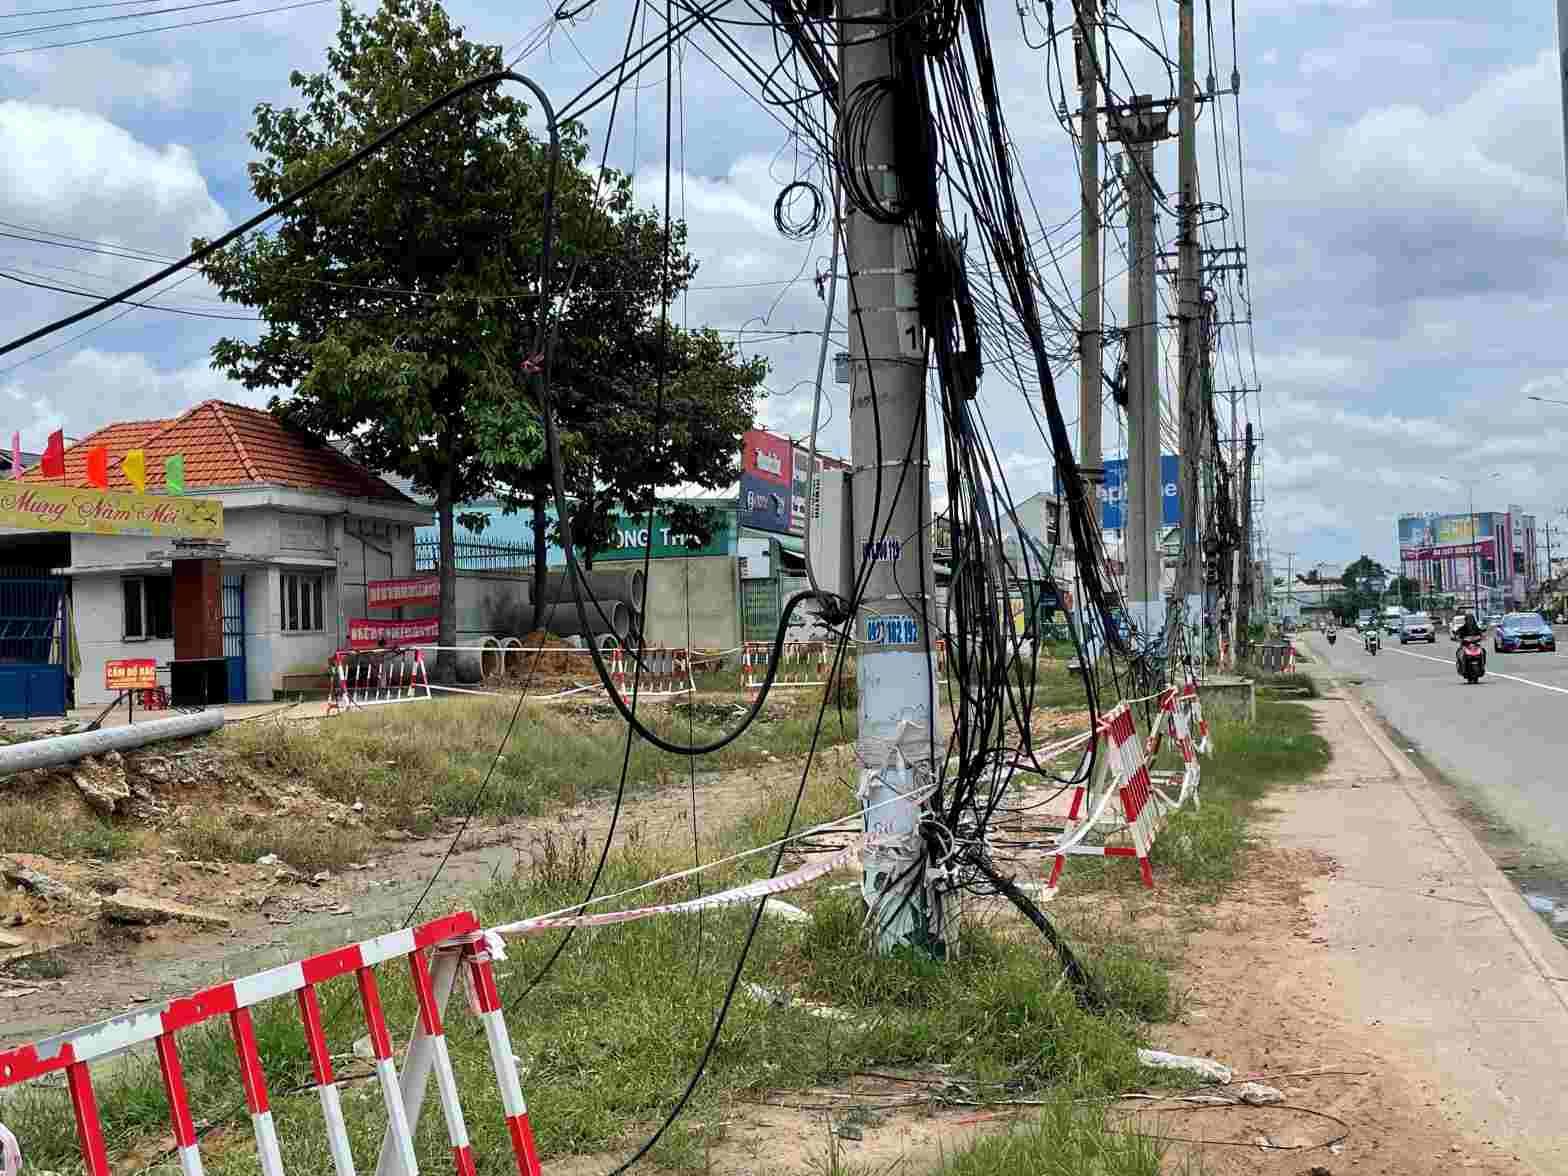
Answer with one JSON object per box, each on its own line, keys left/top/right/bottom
{"left": 197, "top": 0, "right": 762, "bottom": 673}
{"left": 499, "top": 325, "right": 766, "bottom": 609}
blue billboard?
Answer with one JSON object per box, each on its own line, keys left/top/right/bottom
{"left": 1057, "top": 455, "right": 1180, "bottom": 530}
{"left": 738, "top": 471, "right": 791, "bottom": 533}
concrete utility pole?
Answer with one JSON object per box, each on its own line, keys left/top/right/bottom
{"left": 840, "top": 0, "right": 946, "bottom": 956}
{"left": 1175, "top": 0, "right": 1203, "bottom": 623}
{"left": 1112, "top": 96, "right": 1170, "bottom": 635}
{"left": 1076, "top": 0, "right": 1103, "bottom": 486}
{"left": 1235, "top": 423, "right": 1255, "bottom": 645}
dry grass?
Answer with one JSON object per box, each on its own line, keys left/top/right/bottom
{"left": 222, "top": 696, "right": 857, "bottom": 833}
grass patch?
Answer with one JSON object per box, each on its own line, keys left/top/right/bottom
{"left": 175, "top": 809, "right": 374, "bottom": 873}
{"left": 0, "top": 794, "right": 137, "bottom": 861}
{"left": 222, "top": 697, "right": 857, "bottom": 832}
{"left": 10, "top": 762, "right": 1177, "bottom": 1175}
{"left": 932, "top": 1095, "right": 1170, "bottom": 1176}
{"left": 1060, "top": 701, "right": 1331, "bottom": 900}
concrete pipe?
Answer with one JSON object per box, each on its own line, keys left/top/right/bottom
{"left": 0, "top": 710, "right": 224, "bottom": 777}
{"left": 536, "top": 567, "right": 646, "bottom": 610}
{"left": 520, "top": 601, "right": 632, "bottom": 643}
{"left": 453, "top": 636, "right": 503, "bottom": 684}
{"left": 499, "top": 636, "right": 526, "bottom": 676}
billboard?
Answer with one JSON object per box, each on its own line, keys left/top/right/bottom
{"left": 1056, "top": 455, "right": 1180, "bottom": 530}
{"left": 739, "top": 428, "right": 793, "bottom": 534}
{"left": 742, "top": 428, "right": 791, "bottom": 488}
{"left": 739, "top": 474, "right": 791, "bottom": 533}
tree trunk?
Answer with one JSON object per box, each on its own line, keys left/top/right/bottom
{"left": 435, "top": 461, "right": 457, "bottom": 683}
{"left": 531, "top": 481, "right": 548, "bottom": 634}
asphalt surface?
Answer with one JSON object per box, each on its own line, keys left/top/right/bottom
{"left": 1303, "top": 626, "right": 1568, "bottom": 861}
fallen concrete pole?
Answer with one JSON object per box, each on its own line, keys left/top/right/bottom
{"left": 0, "top": 710, "right": 224, "bottom": 776}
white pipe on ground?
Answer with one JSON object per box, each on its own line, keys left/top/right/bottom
{"left": 0, "top": 710, "right": 225, "bottom": 776}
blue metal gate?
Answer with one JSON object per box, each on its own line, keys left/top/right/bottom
{"left": 222, "top": 575, "right": 246, "bottom": 703}
{"left": 0, "top": 574, "right": 67, "bottom": 718}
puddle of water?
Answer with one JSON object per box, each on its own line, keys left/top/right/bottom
{"left": 1518, "top": 879, "right": 1568, "bottom": 941}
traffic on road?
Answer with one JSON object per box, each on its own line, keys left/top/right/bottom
{"left": 1302, "top": 623, "right": 1568, "bottom": 862}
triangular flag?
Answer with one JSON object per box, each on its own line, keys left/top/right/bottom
{"left": 164, "top": 454, "right": 184, "bottom": 495}
{"left": 85, "top": 446, "right": 108, "bottom": 489}
{"left": 41, "top": 429, "right": 64, "bottom": 478}
{"left": 9, "top": 431, "right": 17, "bottom": 481}
{"left": 123, "top": 449, "right": 146, "bottom": 494}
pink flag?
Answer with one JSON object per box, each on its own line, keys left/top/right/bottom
{"left": 8, "top": 431, "right": 17, "bottom": 480}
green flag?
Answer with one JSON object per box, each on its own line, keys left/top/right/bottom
{"left": 164, "top": 454, "right": 185, "bottom": 495}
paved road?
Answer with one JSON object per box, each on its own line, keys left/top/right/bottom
{"left": 1302, "top": 627, "right": 1568, "bottom": 860}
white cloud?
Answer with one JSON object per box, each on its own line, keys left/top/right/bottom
{"left": 3, "top": 49, "right": 193, "bottom": 115}
{"left": 0, "top": 101, "right": 229, "bottom": 254}
{"left": 4, "top": 349, "right": 257, "bottom": 449}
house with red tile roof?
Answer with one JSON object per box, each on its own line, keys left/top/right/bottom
{"left": 7, "top": 400, "right": 431, "bottom": 706}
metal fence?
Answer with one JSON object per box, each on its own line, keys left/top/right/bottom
{"left": 415, "top": 538, "right": 534, "bottom": 574}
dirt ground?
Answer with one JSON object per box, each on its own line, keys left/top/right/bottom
{"left": 0, "top": 736, "right": 860, "bottom": 1048}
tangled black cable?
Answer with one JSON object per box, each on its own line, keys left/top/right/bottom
{"left": 772, "top": 179, "right": 825, "bottom": 239}
{"left": 835, "top": 77, "right": 908, "bottom": 222}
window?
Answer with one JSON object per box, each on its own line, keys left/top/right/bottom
{"left": 123, "top": 576, "right": 173, "bottom": 640}
{"left": 281, "top": 573, "right": 325, "bottom": 633}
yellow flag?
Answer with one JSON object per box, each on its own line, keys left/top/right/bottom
{"left": 123, "top": 449, "right": 146, "bottom": 494}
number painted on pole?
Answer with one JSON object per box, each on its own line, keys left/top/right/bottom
{"left": 866, "top": 614, "right": 919, "bottom": 645}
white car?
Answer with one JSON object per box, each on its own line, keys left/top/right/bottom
{"left": 1448, "top": 615, "right": 1465, "bottom": 639}
{"left": 1399, "top": 614, "right": 1436, "bottom": 643}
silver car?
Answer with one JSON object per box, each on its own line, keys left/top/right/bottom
{"left": 1400, "top": 613, "right": 1436, "bottom": 643}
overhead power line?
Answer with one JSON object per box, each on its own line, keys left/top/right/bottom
{"left": 0, "top": 0, "right": 330, "bottom": 55}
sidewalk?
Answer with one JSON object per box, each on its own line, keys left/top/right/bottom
{"left": 1266, "top": 680, "right": 1568, "bottom": 1170}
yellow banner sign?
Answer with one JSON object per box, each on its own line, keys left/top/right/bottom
{"left": 0, "top": 484, "right": 223, "bottom": 539}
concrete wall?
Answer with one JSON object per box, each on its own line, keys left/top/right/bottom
{"left": 73, "top": 573, "right": 174, "bottom": 706}
{"left": 641, "top": 557, "right": 739, "bottom": 652}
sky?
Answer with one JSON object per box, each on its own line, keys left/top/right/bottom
{"left": 2, "top": 0, "right": 1566, "bottom": 577}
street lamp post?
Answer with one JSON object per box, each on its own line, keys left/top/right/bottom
{"left": 1440, "top": 473, "right": 1501, "bottom": 622}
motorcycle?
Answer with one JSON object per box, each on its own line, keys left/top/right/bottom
{"left": 1457, "top": 634, "right": 1486, "bottom": 684}
{"left": 1326, "top": 628, "right": 1337, "bottom": 646}
{"left": 1364, "top": 629, "right": 1380, "bottom": 655}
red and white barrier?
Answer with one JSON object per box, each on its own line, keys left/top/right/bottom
{"left": 608, "top": 644, "right": 694, "bottom": 699}
{"left": 327, "top": 647, "right": 433, "bottom": 715}
{"left": 1046, "top": 690, "right": 1212, "bottom": 892}
{"left": 743, "top": 640, "right": 829, "bottom": 697}
{"left": 1284, "top": 641, "right": 1298, "bottom": 674}
{"left": 0, "top": 912, "right": 543, "bottom": 1176}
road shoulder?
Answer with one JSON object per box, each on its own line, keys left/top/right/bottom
{"left": 1208, "top": 681, "right": 1568, "bottom": 1171}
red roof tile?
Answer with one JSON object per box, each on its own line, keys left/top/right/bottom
{"left": 21, "top": 401, "right": 413, "bottom": 503}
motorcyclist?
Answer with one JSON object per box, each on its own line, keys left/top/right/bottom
{"left": 1455, "top": 612, "right": 1484, "bottom": 673}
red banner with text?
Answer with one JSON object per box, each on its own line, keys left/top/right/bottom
{"left": 347, "top": 617, "right": 440, "bottom": 649}
{"left": 366, "top": 575, "right": 440, "bottom": 609}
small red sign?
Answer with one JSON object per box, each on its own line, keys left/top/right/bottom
{"left": 366, "top": 576, "right": 440, "bottom": 609}
{"left": 106, "top": 658, "right": 157, "bottom": 691}
{"left": 348, "top": 617, "right": 440, "bottom": 649}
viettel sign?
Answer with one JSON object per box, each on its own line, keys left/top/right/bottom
{"left": 0, "top": 484, "right": 222, "bottom": 539}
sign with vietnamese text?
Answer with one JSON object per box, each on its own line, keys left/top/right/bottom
{"left": 0, "top": 484, "right": 222, "bottom": 539}
{"left": 105, "top": 658, "right": 157, "bottom": 691}
{"left": 367, "top": 576, "right": 440, "bottom": 608}
{"left": 348, "top": 617, "right": 440, "bottom": 649}
{"left": 592, "top": 512, "right": 731, "bottom": 560}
